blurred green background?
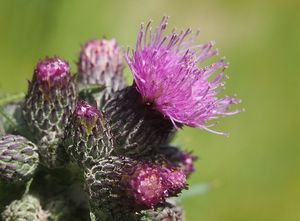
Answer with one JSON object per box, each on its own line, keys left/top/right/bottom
{"left": 0, "top": 0, "right": 299, "bottom": 220}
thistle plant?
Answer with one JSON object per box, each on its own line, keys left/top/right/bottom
{"left": 0, "top": 16, "right": 242, "bottom": 221}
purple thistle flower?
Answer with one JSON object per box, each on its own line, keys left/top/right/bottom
{"left": 125, "top": 17, "right": 242, "bottom": 135}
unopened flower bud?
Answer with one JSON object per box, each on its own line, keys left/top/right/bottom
{"left": 64, "top": 101, "right": 114, "bottom": 167}
{"left": 23, "top": 57, "right": 77, "bottom": 168}
{"left": 78, "top": 39, "right": 126, "bottom": 107}
{"left": 0, "top": 134, "right": 39, "bottom": 183}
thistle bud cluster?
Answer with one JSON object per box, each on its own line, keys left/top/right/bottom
{"left": 0, "top": 17, "right": 241, "bottom": 221}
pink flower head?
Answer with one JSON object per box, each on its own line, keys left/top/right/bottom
{"left": 123, "top": 163, "right": 186, "bottom": 208}
{"left": 125, "top": 17, "right": 242, "bottom": 135}
{"left": 34, "top": 57, "right": 71, "bottom": 92}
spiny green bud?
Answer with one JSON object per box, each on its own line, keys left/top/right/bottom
{"left": 1, "top": 195, "right": 53, "bottom": 221}
{"left": 23, "top": 57, "right": 77, "bottom": 168}
{"left": 103, "top": 86, "right": 175, "bottom": 156}
{"left": 78, "top": 39, "right": 127, "bottom": 108}
{"left": 64, "top": 101, "right": 114, "bottom": 168}
{"left": 0, "top": 134, "right": 39, "bottom": 183}
{"left": 140, "top": 201, "right": 184, "bottom": 221}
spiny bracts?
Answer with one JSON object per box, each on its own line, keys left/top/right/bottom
{"left": 23, "top": 57, "right": 76, "bottom": 168}
{"left": 0, "top": 134, "right": 39, "bottom": 183}
{"left": 64, "top": 101, "right": 114, "bottom": 167}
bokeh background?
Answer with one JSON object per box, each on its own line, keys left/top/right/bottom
{"left": 0, "top": 0, "right": 299, "bottom": 220}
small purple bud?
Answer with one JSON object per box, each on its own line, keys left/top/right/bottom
{"left": 34, "top": 57, "right": 71, "bottom": 95}
{"left": 181, "top": 152, "right": 198, "bottom": 176}
{"left": 74, "top": 101, "right": 100, "bottom": 134}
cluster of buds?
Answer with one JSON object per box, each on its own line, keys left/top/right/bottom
{"left": 0, "top": 17, "right": 241, "bottom": 221}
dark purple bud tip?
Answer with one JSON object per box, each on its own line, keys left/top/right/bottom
{"left": 123, "top": 163, "right": 187, "bottom": 208}
{"left": 34, "top": 57, "right": 71, "bottom": 91}
{"left": 181, "top": 152, "right": 198, "bottom": 176}
{"left": 74, "top": 101, "right": 102, "bottom": 133}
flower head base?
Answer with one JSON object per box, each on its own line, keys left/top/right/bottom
{"left": 125, "top": 17, "right": 241, "bottom": 135}
{"left": 103, "top": 86, "right": 175, "bottom": 156}
{"left": 122, "top": 163, "right": 186, "bottom": 208}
